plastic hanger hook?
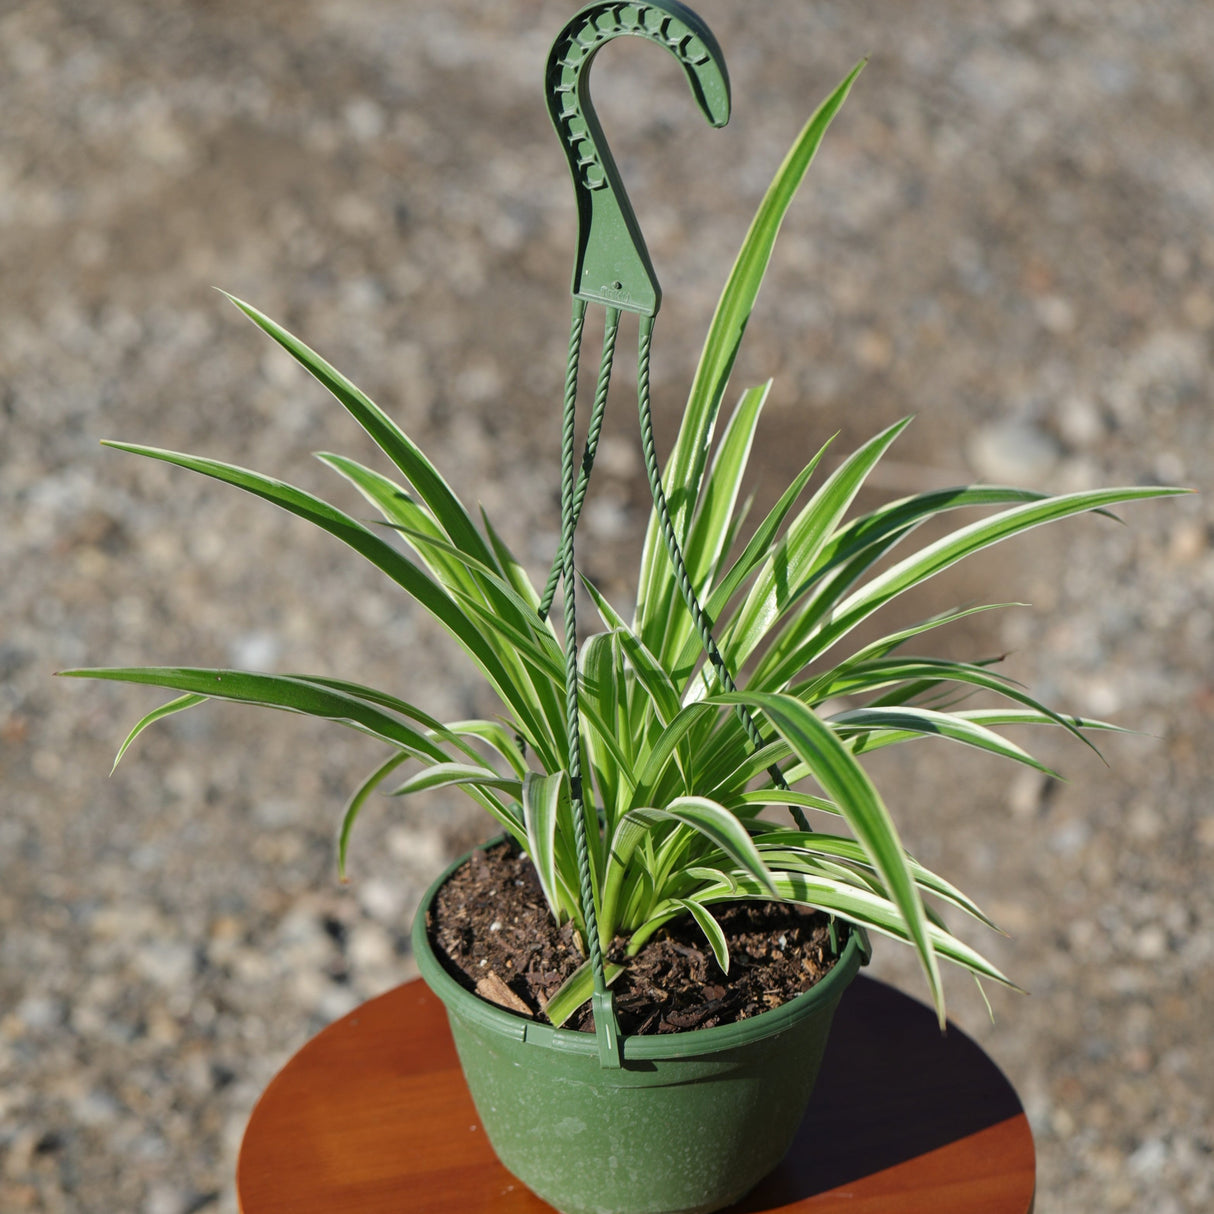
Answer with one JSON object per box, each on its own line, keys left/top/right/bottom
{"left": 546, "top": 0, "right": 731, "bottom": 317}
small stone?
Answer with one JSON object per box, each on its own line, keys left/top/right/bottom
{"left": 315, "top": 984, "right": 361, "bottom": 1024}
{"left": 1035, "top": 295, "right": 1076, "bottom": 333}
{"left": 1056, "top": 395, "right": 1105, "bottom": 448}
{"left": 1078, "top": 676, "right": 1122, "bottom": 716}
{"left": 387, "top": 826, "right": 447, "bottom": 872}
{"left": 1133, "top": 925, "right": 1168, "bottom": 961}
{"left": 1049, "top": 819, "right": 1090, "bottom": 856}
{"left": 585, "top": 495, "right": 630, "bottom": 540}
{"left": 1182, "top": 288, "right": 1214, "bottom": 329}
{"left": 1127, "top": 1136, "right": 1168, "bottom": 1178}
{"left": 77, "top": 1088, "right": 122, "bottom": 1127}
{"left": 260, "top": 346, "right": 306, "bottom": 390}
{"left": 228, "top": 631, "right": 280, "bottom": 672}
{"left": 1168, "top": 521, "right": 1206, "bottom": 564}
{"left": 347, "top": 921, "right": 395, "bottom": 970}
{"left": 966, "top": 420, "right": 1060, "bottom": 487}
{"left": 143, "top": 1183, "right": 187, "bottom": 1214}
{"left": 596, "top": 435, "right": 639, "bottom": 479}
{"left": 1195, "top": 816, "right": 1214, "bottom": 849}
{"left": 1127, "top": 804, "right": 1162, "bottom": 841}
{"left": 14, "top": 994, "right": 63, "bottom": 1031}
{"left": 344, "top": 97, "right": 385, "bottom": 142}
{"left": 135, "top": 113, "right": 192, "bottom": 169}
{"left": 1007, "top": 769, "right": 1049, "bottom": 819}
{"left": 136, "top": 941, "right": 196, "bottom": 990}
{"left": 454, "top": 360, "right": 502, "bottom": 406}
{"left": 855, "top": 328, "right": 893, "bottom": 369}
{"left": 357, "top": 878, "right": 408, "bottom": 924}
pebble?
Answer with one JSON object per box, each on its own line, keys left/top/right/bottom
{"left": 14, "top": 995, "right": 64, "bottom": 1032}
{"left": 1049, "top": 819, "right": 1091, "bottom": 856}
{"left": 346, "top": 921, "right": 395, "bottom": 971}
{"left": 1132, "top": 926, "right": 1168, "bottom": 962}
{"left": 355, "top": 877, "right": 409, "bottom": 924}
{"left": 1127, "top": 1137, "right": 1168, "bottom": 1179}
{"left": 965, "top": 419, "right": 1060, "bottom": 486}
{"left": 135, "top": 942, "right": 197, "bottom": 990}
{"left": 1056, "top": 395, "right": 1106, "bottom": 449}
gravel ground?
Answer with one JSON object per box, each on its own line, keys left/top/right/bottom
{"left": 2, "top": 1, "right": 1212, "bottom": 1211}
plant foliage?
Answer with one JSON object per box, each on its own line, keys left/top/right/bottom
{"left": 62, "top": 66, "right": 1181, "bottom": 1027}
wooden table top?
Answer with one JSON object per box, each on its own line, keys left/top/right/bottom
{"left": 237, "top": 975, "right": 1035, "bottom": 1213}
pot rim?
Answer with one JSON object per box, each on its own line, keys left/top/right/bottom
{"left": 412, "top": 836, "right": 868, "bottom": 1062}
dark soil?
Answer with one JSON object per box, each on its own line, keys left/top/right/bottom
{"left": 426, "top": 839, "right": 842, "bottom": 1035}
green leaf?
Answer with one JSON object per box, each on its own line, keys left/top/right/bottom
{"left": 726, "top": 418, "right": 912, "bottom": 669}
{"left": 338, "top": 752, "right": 411, "bottom": 879}
{"left": 948, "top": 708, "right": 1128, "bottom": 734}
{"left": 61, "top": 666, "right": 452, "bottom": 761}
{"left": 480, "top": 507, "right": 541, "bottom": 612}
{"left": 753, "top": 829, "right": 1000, "bottom": 932}
{"left": 654, "top": 796, "right": 777, "bottom": 895}
{"left": 802, "top": 486, "right": 1047, "bottom": 593}
{"left": 523, "top": 771, "right": 568, "bottom": 924}
{"left": 808, "top": 656, "right": 1097, "bottom": 753}
{"left": 543, "top": 957, "right": 625, "bottom": 1029}
{"left": 669, "top": 439, "right": 830, "bottom": 683}
{"left": 317, "top": 453, "right": 477, "bottom": 595}
{"left": 582, "top": 632, "right": 629, "bottom": 820}
{"left": 375, "top": 516, "right": 565, "bottom": 684}
{"left": 682, "top": 865, "right": 739, "bottom": 894}
{"left": 760, "top": 485, "right": 1187, "bottom": 688}
{"left": 583, "top": 581, "right": 683, "bottom": 727}
{"left": 686, "top": 381, "right": 772, "bottom": 579}
{"left": 701, "top": 735, "right": 795, "bottom": 800}
{"left": 447, "top": 582, "right": 563, "bottom": 684}
{"left": 711, "top": 689, "right": 944, "bottom": 1023}
{"left": 748, "top": 489, "right": 1048, "bottom": 692}
{"left": 391, "top": 762, "right": 522, "bottom": 799}
{"left": 725, "top": 788, "right": 839, "bottom": 816}
{"left": 285, "top": 674, "right": 477, "bottom": 755}
{"left": 440, "top": 719, "right": 529, "bottom": 779}
{"left": 637, "top": 61, "right": 865, "bottom": 644}
{"left": 97, "top": 440, "right": 560, "bottom": 769}
{"left": 601, "top": 810, "right": 657, "bottom": 942}
{"left": 672, "top": 898, "right": 731, "bottom": 973}
{"left": 631, "top": 702, "right": 720, "bottom": 804}
{"left": 665, "top": 381, "right": 770, "bottom": 658}
{"left": 800, "top": 604, "right": 1021, "bottom": 694}
{"left": 224, "top": 294, "right": 498, "bottom": 571}
{"left": 109, "top": 693, "right": 205, "bottom": 773}
{"left": 697, "top": 871, "right": 1016, "bottom": 990}
{"left": 827, "top": 705, "right": 1059, "bottom": 774}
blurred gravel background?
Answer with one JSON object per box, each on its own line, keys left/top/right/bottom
{"left": 2, "top": 1, "right": 1212, "bottom": 1210}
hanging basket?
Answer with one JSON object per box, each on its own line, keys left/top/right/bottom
{"left": 413, "top": 842, "right": 868, "bottom": 1214}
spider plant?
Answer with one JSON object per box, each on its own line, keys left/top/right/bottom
{"left": 62, "top": 66, "right": 1180, "bottom": 1029}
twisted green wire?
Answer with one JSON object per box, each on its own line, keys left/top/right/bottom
{"left": 557, "top": 299, "right": 614, "bottom": 1039}
{"left": 635, "top": 316, "right": 810, "bottom": 834}
{"left": 539, "top": 307, "right": 621, "bottom": 622}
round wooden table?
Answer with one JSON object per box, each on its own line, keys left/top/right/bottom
{"left": 237, "top": 975, "right": 1035, "bottom": 1213}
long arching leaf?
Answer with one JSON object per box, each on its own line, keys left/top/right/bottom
{"left": 710, "top": 689, "right": 944, "bottom": 1023}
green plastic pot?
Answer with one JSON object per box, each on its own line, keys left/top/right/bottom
{"left": 412, "top": 843, "right": 869, "bottom": 1214}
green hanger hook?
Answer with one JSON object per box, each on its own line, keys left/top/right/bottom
{"left": 546, "top": 0, "right": 731, "bottom": 316}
